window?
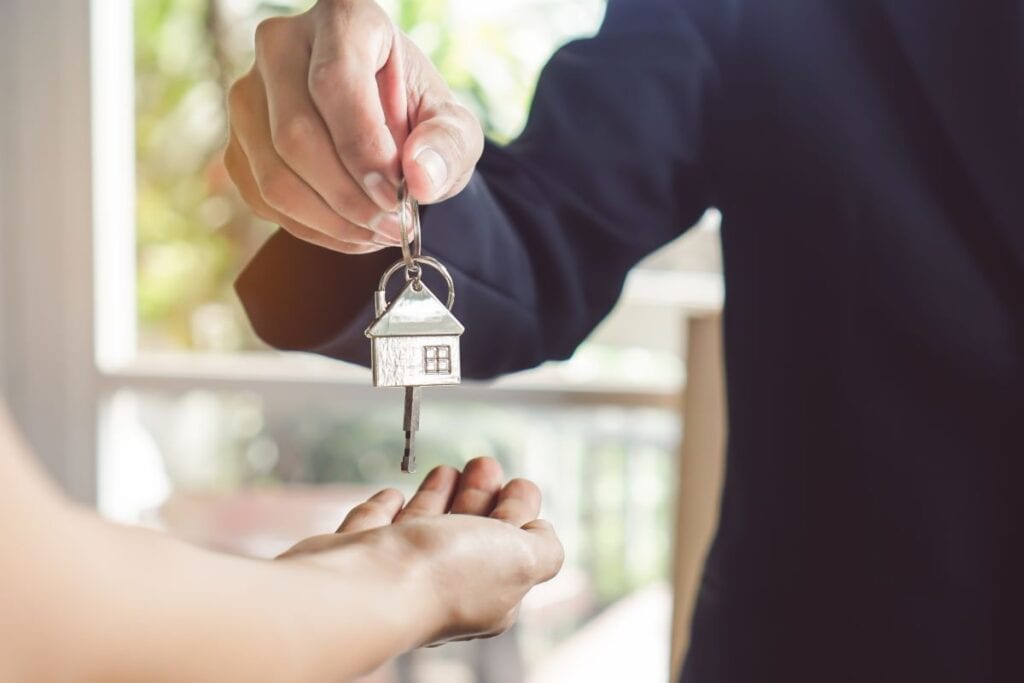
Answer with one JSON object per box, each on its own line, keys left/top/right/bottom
{"left": 423, "top": 345, "right": 451, "bottom": 374}
{"left": 2, "top": 1, "right": 724, "bottom": 681}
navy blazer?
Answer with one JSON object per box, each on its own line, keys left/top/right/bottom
{"left": 238, "top": 1, "right": 1023, "bottom": 680}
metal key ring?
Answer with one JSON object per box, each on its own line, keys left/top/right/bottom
{"left": 396, "top": 181, "right": 422, "bottom": 278}
{"left": 377, "top": 255, "right": 456, "bottom": 310}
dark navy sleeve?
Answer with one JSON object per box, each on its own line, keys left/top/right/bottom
{"left": 235, "top": 0, "right": 731, "bottom": 379}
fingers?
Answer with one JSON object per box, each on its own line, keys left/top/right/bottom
{"left": 450, "top": 457, "right": 504, "bottom": 516}
{"left": 227, "top": 3, "right": 481, "bottom": 262}
{"left": 223, "top": 133, "right": 380, "bottom": 254}
{"left": 489, "top": 478, "right": 542, "bottom": 527}
{"left": 522, "top": 519, "right": 565, "bottom": 582}
{"left": 308, "top": 1, "right": 405, "bottom": 209}
{"left": 336, "top": 488, "right": 405, "bottom": 533}
{"left": 254, "top": 16, "right": 403, "bottom": 244}
{"left": 223, "top": 134, "right": 279, "bottom": 224}
{"left": 395, "top": 465, "right": 460, "bottom": 521}
{"left": 487, "top": 477, "right": 558, "bottom": 581}
{"left": 402, "top": 95, "right": 483, "bottom": 204}
{"left": 227, "top": 69, "right": 384, "bottom": 248}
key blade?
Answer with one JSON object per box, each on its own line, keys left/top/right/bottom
{"left": 401, "top": 386, "right": 421, "bottom": 473}
{"left": 404, "top": 386, "right": 421, "bottom": 431}
{"left": 402, "top": 429, "right": 416, "bottom": 473}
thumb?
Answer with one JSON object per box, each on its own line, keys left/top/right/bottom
{"left": 402, "top": 99, "right": 483, "bottom": 204}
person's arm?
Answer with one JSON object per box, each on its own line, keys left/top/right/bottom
{"left": 228, "top": 0, "right": 735, "bottom": 378}
{"left": 0, "top": 407, "right": 560, "bottom": 682}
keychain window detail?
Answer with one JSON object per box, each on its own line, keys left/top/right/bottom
{"left": 423, "top": 346, "right": 452, "bottom": 375}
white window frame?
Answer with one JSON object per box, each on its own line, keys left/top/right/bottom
{"left": 1, "top": 0, "right": 98, "bottom": 501}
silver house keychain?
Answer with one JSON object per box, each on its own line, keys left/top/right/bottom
{"left": 365, "top": 183, "right": 463, "bottom": 473}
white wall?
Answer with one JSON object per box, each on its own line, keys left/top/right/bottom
{"left": 0, "top": 3, "right": 12, "bottom": 401}
{"left": 0, "top": 1, "right": 98, "bottom": 502}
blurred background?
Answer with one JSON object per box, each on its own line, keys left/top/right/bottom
{"left": 0, "top": 1, "right": 725, "bottom": 681}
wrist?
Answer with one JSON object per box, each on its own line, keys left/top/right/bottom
{"left": 406, "top": 546, "right": 454, "bottom": 647}
{"left": 276, "top": 527, "right": 450, "bottom": 663}
{"left": 351, "top": 527, "right": 451, "bottom": 648}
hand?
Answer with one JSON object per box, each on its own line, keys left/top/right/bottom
{"left": 278, "top": 458, "right": 563, "bottom": 645}
{"left": 224, "top": 0, "right": 484, "bottom": 254}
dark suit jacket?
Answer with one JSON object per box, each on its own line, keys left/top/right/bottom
{"left": 237, "top": 1, "right": 1023, "bottom": 680}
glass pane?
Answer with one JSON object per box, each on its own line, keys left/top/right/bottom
{"left": 99, "top": 386, "right": 679, "bottom": 681}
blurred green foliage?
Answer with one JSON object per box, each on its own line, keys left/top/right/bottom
{"left": 135, "top": 0, "right": 256, "bottom": 350}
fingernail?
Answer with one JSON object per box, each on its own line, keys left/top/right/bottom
{"left": 364, "top": 172, "right": 398, "bottom": 211}
{"left": 368, "top": 212, "right": 402, "bottom": 244}
{"left": 415, "top": 148, "right": 448, "bottom": 195}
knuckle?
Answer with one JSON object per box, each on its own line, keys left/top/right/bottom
{"left": 328, "top": 186, "right": 375, "bottom": 223}
{"left": 259, "top": 183, "right": 288, "bottom": 211}
{"left": 254, "top": 16, "right": 288, "bottom": 52}
{"left": 437, "top": 102, "right": 481, "bottom": 151}
{"left": 321, "top": 0, "right": 392, "bottom": 43}
{"left": 431, "top": 118, "right": 465, "bottom": 154}
{"left": 272, "top": 114, "right": 317, "bottom": 157}
{"left": 336, "top": 129, "right": 388, "bottom": 167}
{"left": 357, "top": 3, "right": 393, "bottom": 41}
{"left": 308, "top": 59, "right": 346, "bottom": 98}
{"left": 444, "top": 99, "right": 479, "bottom": 128}
{"left": 255, "top": 167, "right": 294, "bottom": 209}
{"left": 226, "top": 75, "right": 251, "bottom": 112}
{"left": 401, "top": 520, "right": 445, "bottom": 554}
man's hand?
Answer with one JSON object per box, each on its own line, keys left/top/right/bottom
{"left": 279, "top": 458, "right": 563, "bottom": 645}
{"left": 224, "top": 0, "right": 484, "bottom": 253}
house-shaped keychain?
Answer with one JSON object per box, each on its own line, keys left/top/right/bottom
{"left": 364, "top": 188, "right": 463, "bottom": 472}
{"left": 365, "top": 278, "right": 464, "bottom": 388}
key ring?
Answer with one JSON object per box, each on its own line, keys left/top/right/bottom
{"left": 377, "top": 255, "right": 456, "bottom": 310}
{"left": 397, "top": 181, "right": 422, "bottom": 283}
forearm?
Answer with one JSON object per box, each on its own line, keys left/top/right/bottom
{"left": 48, "top": 516, "right": 438, "bottom": 683}
{"left": 0, "top": 408, "right": 441, "bottom": 683}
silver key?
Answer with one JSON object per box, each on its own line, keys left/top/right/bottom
{"left": 402, "top": 386, "right": 421, "bottom": 472}
{"left": 365, "top": 184, "right": 463, "bottom": 472}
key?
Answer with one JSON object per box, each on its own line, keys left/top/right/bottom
{"left": 402, "top": 386, "right": 421, "bottom": 472}
{"left": 364, "top": 183, "right": 464, "bottom": 472}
